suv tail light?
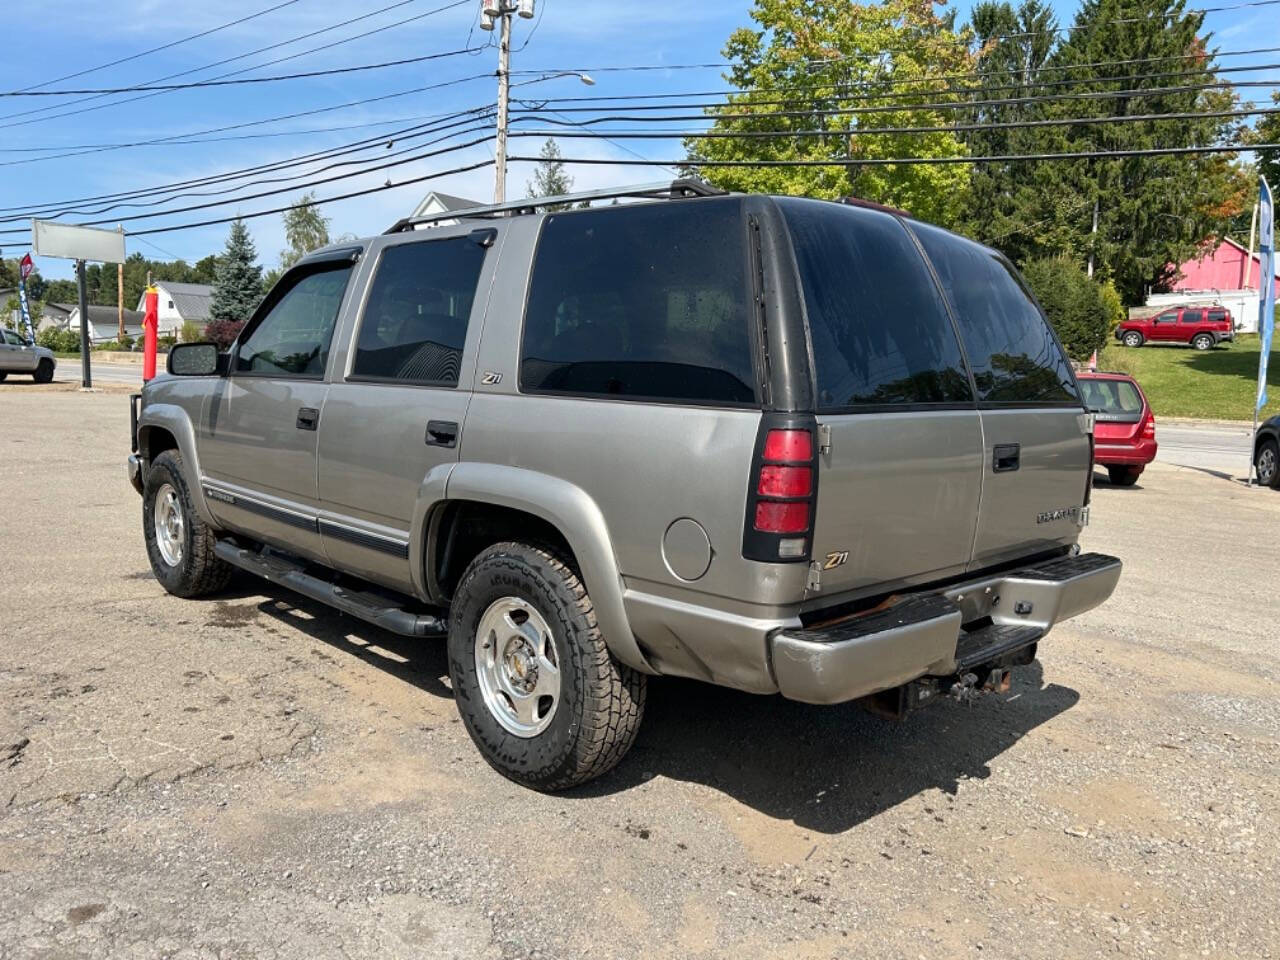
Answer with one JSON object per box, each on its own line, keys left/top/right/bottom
{"left": 1142, "top": 413, "right": 1156, "bottom": 440}
{"left": 743, "top": 420, "right": 819, "bottom": 563}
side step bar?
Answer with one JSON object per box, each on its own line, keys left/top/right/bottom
{"left": 213, "top": 540, "right": 447, "bottom": 638}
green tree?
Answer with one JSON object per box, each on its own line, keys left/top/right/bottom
{"left": 1036, "top": 0, "right": 1246, "bottom": 301}
{"left": 1250, "top": 92, "right": 1280, "bottom": 191}
{"left": 280, "top": 193, "right": 331, "bottom": 271}
{"left": 1021, "top": 256, "right": 1110, "bottom": 360}
{"left": 209, "top": 219, "right": 263, "bottom": 326}
{"left": 686, "top": 0, "right": 975, "bottom": 227}
{"left": 526, "top": 138, "right": 575, "bottom": 208}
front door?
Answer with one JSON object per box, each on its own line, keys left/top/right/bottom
{"left": 0, "top": 329, "right": 34, "bottom": 371}
{"left": 1149, "top": 310, "right": 1180, "bottom": 341}
{"left": 316, "top": 230, "right": 497, "bottom": 595}
{"left": 199, "top": 257, "right": 358, "bottom": 563}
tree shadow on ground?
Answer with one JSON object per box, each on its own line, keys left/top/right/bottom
{"left": 1185, "top": 344, "right": 1277, "bottom": 387}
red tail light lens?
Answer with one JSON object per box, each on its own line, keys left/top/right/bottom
{"left": 1143, "top": 414, "right": 1156, "bottom": 439}
{"left": 754, "top": 501, "right": 810, "bottom": 533}
{"left": 763, "top": 429, "right": 812, "bottom": 462}
{"left": 758, "top": 465, "right": 813, "bottom": 498}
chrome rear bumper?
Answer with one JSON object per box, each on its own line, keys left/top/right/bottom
{"left": 769, "top": 552, "right": 1122, "bottom": 705}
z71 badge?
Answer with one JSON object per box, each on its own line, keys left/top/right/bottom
{"left": 1036, "top": 506, "right": 1079, "bottom": 524}
{"left": 822, "top": 550, "right": 850, "bottom": 570}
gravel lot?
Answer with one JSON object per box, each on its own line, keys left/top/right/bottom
{"left": 2, "top": 388, "right": 1278, "bottom": 960}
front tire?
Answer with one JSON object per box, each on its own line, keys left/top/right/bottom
{"left": 33, "top": 359, "right": 53, "bottom": 383}
{"left": 1107, "top": 465, "right": 1141, "bottom": 486}
{"left": 447, "top": 542, "right": 646, "bottom": 791}
{"left": 1192, "top": 333, "right": 1214, "bottom": 351}
{"left": 1257, "top": 438, "right": 1280, "bottom": 489}
{"left": 143, "top": 450, "right": 233, "bottom": 597}
{"left": 1123, "top": 331, "right": 1143, "bottom": 348}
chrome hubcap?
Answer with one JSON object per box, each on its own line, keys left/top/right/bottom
{"left": 1260, "top": 448, "right": 1277, "bottom": 483}
{"left": 474, "top": 597, "right": 560, "bottom": 737}
{"left": 153, "top": 483, "right": 184, "bottom": 567}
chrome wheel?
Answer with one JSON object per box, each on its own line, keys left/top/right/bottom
{"left": 1259, "top": 446, "right": 1278, "bottom": 485}
{"left": 474, "top": 597, "right": 560, "bottom": 738}
{"left": 153, "top": 482, "right": 185, "bottom": 567}
{"left": 1123, "top": 332, "right": 1142, "bottom": 347}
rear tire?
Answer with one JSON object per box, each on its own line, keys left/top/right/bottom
{"left": 143, "top": 450, "right": 233, "bottom": 597}
{"left": 33, "top": 359, "right": 53, "bottom": 383}
{"left": 0, "top": 372, "right": 7, "bottom": 382}
{"left": 1256, "top": 438, "right": 1280, "bottom": 489}
{"left": 1107, "top": 466, "right": 1141, "bottom": 487}
{"left": 1192, "top": 333, "right": 1214, "bottom": 351}
{"left": 1122, "top": 331, "right": 1143, "bottom": 348}
{"left": 447, "top": 541, "right": 646, "bottom": 791}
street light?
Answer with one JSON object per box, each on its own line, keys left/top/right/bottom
{"left": 513, "top": 71, "right": 595, "bottom": 88}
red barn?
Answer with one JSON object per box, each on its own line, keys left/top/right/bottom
{"left": 1171, "top": 236, "right": 1280, "bottom": 299}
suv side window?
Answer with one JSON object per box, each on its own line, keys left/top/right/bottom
{"left": 520, "top": 198, "right": 756, "bottom": 405}
{"left": 1207, "top": 309, "right": 1227, "bottom": 322}
{"left": 777, "top": 197, "right": 971, "bottom": 408}
{"left": 3, "top": 330, "right": 24, "bottom": 346}
{"left": 350, "top": 237, "right": 486, "bottom": 386}
{"left": 1180, "top": 308, "right": 1205, "bottom": 323}
{"left": 1154, "top": 311, "right": 1178, "bottom": 324}
{"left": 235, "top": 262, "right": 354, "bottom": 377}
{"left": 909, "top": 222, "right": 1078, "bottom": 404}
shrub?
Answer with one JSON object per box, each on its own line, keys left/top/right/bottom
{"left": 1098, "top": 280, "right": 1126, "bottom": 335}
{"left": 180, "top": 320, "right": 202, "bottom": 343}
{"left": 37, "top": 328, "right": 82, "bottom": 353}
{"left": 119, "top": 335, "right": 135, "bottom": 350}
{"left": 203, "top": 318, "right": 245, "bottom": 349}
{"left": 1021, "top": 257, "right": 1111, "bottom": 362}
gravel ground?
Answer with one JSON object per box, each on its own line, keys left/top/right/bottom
{"left": 2, "top": 389, "right": 1278, "bottom": 959}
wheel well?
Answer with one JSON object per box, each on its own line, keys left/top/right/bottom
{"left": 140, "top": 426, "right": 178, "bottom": 465}
{"left": 1256, "top": 432, "right": 1279, "bottom": 457}
{"left": 431, "top": 501, "right": 577, "bottom": 602}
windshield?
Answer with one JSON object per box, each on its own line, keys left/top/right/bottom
{"left": 1080, "top": 378, "right": 1144, "bottom": 421}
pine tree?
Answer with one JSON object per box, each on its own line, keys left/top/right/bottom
{"left": 1254, "top": 92, "right": 1280, "bottom": 190}
{"left": 209, "top": 219, "right": 263, "bottom": 325}
{"left": 526, "top": 139, "right": 574, "bottom": 209}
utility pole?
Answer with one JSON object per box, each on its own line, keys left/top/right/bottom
{"left": 1087, "top": 198, "right": 1099, "bottom": 279}
{"left": 117, "top": 226, "right": 125, "bottom": 342}
{"left": 481, "top": 1, "right": 534, "bottom": 204}
{"left": 76, "top": 259, "right": 91, "bottom": 389}
{"left": 1244, "top": 200, "right": 1259, "bottom": 289}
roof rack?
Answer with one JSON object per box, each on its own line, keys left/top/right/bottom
{"left": 385, "top": 178, "right": 727, "bottom": 233}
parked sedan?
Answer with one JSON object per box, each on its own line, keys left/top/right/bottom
{"left": 1254, "top": 416, "right": 1280, "bottom": 489}
{"left": 1078, "top": 371, "right": 1157, "bottom": 486}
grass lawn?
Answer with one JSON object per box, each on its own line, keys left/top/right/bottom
{"left": 1096, "top": 333, "right": 1279, "bottom": 422}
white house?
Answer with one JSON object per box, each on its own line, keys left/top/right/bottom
{"left": 40, "top": 303, "right": 144, "bottom": 343}
{"left": 409, "top": 190, "right": 483, "bottom": 227}
{"left": 135, "top": 281, "right": 214, "bottom": 336}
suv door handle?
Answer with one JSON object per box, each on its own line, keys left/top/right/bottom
{"left": 992, "top": 443, "right": 1020, "bottom": 473}
{"left": 425, "top": 420, "right": 458, "bottom": 448}
{"left": 296, "top": 407, "right": 320, "bottom": 431}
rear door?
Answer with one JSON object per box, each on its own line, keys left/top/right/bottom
{"left": 315, "top": 229, "right": 497, "bottom": 595}
{"left": 777, "top": 198, "right": 984, "bottom": 596}
{"left": 1179, "top": 307, "right": 1207, "bottom": 340}
{"left": 908, "top": 223, "right": 1090, "bottom": 571}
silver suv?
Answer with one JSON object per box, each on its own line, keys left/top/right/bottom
{"left": 126, "top": 181, "right": 1121, "bottom": 790}
{"left": 0, "top": 328, "right": 55, "bottom": 382}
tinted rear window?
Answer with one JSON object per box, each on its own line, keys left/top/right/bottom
{"left": 1080, "top": 378, "right": 1143, "bottom": 420}
{"left": 1208, "top": 309, "right": 1227, "bottom": 321}
{"left": 1180, "top": 309, "right": 1205, "bottom": 322}
{"left": 909, "top": 222, "right": 1079, "bottom": 404}
{"left": 778, "top": 198, "right": 972, "bottom": 408}
{"left": 520, "top": 198, "right": 756, "bottom": 405}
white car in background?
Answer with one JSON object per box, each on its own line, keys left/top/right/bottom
{"left": 0, "top": 328, "right": 56, "bottom": 382}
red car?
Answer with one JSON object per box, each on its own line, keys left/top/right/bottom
{"left": 1077, "top": 371, "right": 1157, "bottom": 486}
{"left": 1116, "top": 305, "right": 1234, "bottom": 351}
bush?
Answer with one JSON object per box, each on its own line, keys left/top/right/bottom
{"left": 119, "top": 335, "right": 135, "bottom": 350}
{"left": 1098, "top": 279, "right": 1126, "bottom": 335}
{"left": 180, "top": 320, "right": 202, "bottom": 343}
{"left": 203, "top": 318, "right": 246, "bottom": 349}
{"left": 1021, "top": 257, "right": 1111, "bottom": 362}
{"left": 37, "top": 328, "right": 81, "bottom": 353}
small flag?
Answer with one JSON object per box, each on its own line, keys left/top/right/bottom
{"left": 1088, "top": 349, "right": 1098, "bottom": 372}
{"left": 19, "top": 252, "right": 33, "bottom": 280}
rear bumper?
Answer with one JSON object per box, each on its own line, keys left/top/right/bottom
{"left": 1095, "top": 438, "right": 1157, "bottom": 466}
{"left": 769, "top": 552, "right": 1122, "bottom": 705}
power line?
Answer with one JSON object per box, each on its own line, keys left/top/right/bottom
{"left": 0, "top": 46, "right": 484, "bottom": 97}
{"left": 16, "top": 0, "right": 305, "bottom": 92}
{"left": 512, "top": 142, "right": 1280, "bottom": 168}
{"left": 0, "top": 0, "right": 472, "bottom": 130}
{"left": 129, "top": 158, "right": 496, "bottom": 237}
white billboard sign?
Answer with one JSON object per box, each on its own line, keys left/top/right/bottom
{"left": 31, "top": 220, "right": 125, "bottom": 263}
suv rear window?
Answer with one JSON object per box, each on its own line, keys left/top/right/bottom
{"left": 1080, "top": 378, "right": 1143, "bottom": 421}
{"left": 520, "top": 199, "right": 756, "bottom": 405}
{"left": 1208, "top": 309, "right": 1227, "bottom": 322}
{"left": 909, "top": 222, "right": 1078, "bottom": 404}
{"left": 777, "top": 198, "right": 972, "bottom": 408}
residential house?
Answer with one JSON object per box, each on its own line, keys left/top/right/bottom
{"left": 40, "top": 303, "right": 145, "bottom": 343}
{"left": 409, "top": 190, "right": 483, "bottom": 227}
{"left": 136, "top": 281, "right": 213, "bottom": 337}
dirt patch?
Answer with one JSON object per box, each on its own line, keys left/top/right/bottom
{"left": 205, "top": 602, "right": 262, "bottom": 628}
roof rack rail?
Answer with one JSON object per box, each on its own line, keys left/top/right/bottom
{"left": 385, "top": 178, "right": 727, "bottom": 233}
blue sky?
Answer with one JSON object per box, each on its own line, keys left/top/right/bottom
{"left": 2, "top": 0, "right": 1275, "bottom": 281}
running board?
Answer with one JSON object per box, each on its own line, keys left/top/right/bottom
{"left": 213, "top": 540, "right": 447, "bottom": 638}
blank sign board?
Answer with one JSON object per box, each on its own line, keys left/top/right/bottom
{"left": 31, "top": 220, "right": 125, "bottom": 263}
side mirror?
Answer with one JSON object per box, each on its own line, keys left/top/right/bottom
{"left": 167, "top": 342, "right": 223, "bottom": 376}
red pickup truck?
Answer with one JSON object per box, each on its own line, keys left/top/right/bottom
{"left": 1116, "top": 305, "right": 1234, "bottom": 350}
